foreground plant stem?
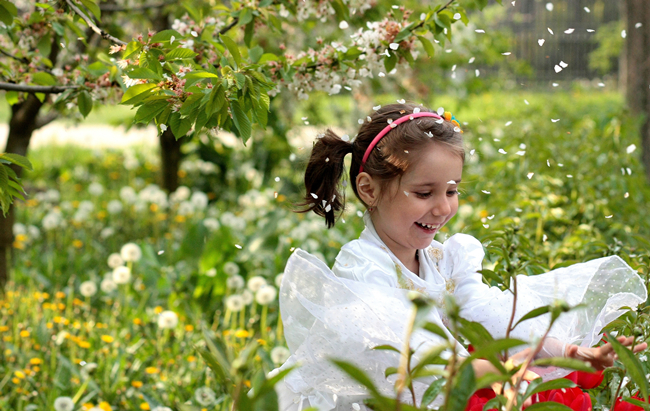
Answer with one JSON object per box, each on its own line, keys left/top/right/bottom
{"left": 396, "top": 306, "right": 418, "bottom": 408}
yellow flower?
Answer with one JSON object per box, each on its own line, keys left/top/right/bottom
{"left": 73, "top": 299, "right": 84, "bottom": 306}
{"left": 184, "top": 324, "right": 194, "bottom": 332}
{"left": 58, "top": 303, "right": 66, "bottom": 311}
{"left": 72, "top": 240, "right": 84, "bottom": 248}
{"left": 257, "top": 339, "right": 267, "bottom": 346}
{"left": 55, "top": 291, "right": 66, "bottom": 299}
{"left": 19, "top": 330, "right": 30, "bottom": 338}
{"left": 82, "top": 403, "right": 94, "bottom": 410}
{"left": 29, "top": 358, "right": 42, "bottom": 365}
{"left": 187, "top": 355, "right": 197, "bottom": 362}
{"left": 12, "top": 240, "right": 25, "bottom": 250}
{"left": 11, "top": 377, "right": 19, "bottom": 384}
{"left": 154, "top": 306, "right": 163, "bottom": 314}
{"left": 131, "top": 381, "right": 143, "bottom": 388}
{"left": 133, "top": 318, "right": 143, "bottom": 325}
{"left": 14, "top": 370, "right": 25, "bottom": 379}
{"left": 0, "top": 325, "right": 9, "bottom": 332}
{"left": 33, "top": 366, "right": 40, "bottom": 372}
{"left": 140, "top": 402, "right": 150, "bottom": 410}
{"left": 145, "top": 367, "right": 160, "bottom": 374}
{"left": 174, "top": 215, "right": 186, "bottom": 223}
{"left": 149, "top": 204, "right": 158, "bottom": 212}
{"left": 101, "top": 335, "right": 114, "bottom": 343}
{"left": 234, "top": 329, "right": 250, "bottom": 338}
{"left": 42, "top": 292, "right": 50, "bottom": 299}
{"left": 78, "top": 340, "right": 91, "bottom": 349}
{"left": 99, "top": 401, "right": 112, "bottom": 411}
{"left": 71, "top": 377, "right": 80, "bottom": 384}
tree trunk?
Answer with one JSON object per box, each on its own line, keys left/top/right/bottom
{"left": 0, "top": 94, "right": 45, "bottom": 285}
{"left": 159, "top": 129, "right": 186, "bottom": 193}
{"left": 624, "top": 0, "right": 650, "bottom": 182}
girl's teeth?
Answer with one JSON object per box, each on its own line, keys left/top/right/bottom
{"left": 418, "top": 222, "right": 435, "bottom": 229}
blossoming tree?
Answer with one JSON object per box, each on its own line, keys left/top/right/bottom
{"left": 0, "top": 0, "right": 496, "bottom": 283}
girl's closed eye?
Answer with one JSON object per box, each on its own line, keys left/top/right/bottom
{"left": 448, "top": 189, "right": 460, "bottom": 196}
{"left": 415, "top": 192, "right": 432, "bottom": 198}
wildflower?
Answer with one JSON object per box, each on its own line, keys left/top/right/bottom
{"left": 107, "top": 253, "right": 124, "bottom": 268}
{"left": 271, "top": 346, "right": 290, "bottom": 364}
{"left": 185, "top": 325, "right": 194, "bottom": 332}
{"left": 88, "top": 182, "right": 104, "bottom": 196}
{"left": 194, "top": 387, "right": 216, "bottom": 406}
{"left": 54, "top": 397, "right": 75, "bottom": 411}
{"left": 112, "top": 266, "right": 131, "bottom": 284}
{"left": 140, "top": 403, "right": 150, "bottom": 410}
{"left": 205, "top": 268, "right": 217, "bottom": 277}
{"left": 100, "top": 277, "right": 117, "bottom": 293}
{"left": 255, "top": 285, "right": 277, "bottom": 305}
{"left": 241, "top": 289, "right": 253, "bottom": 305}
{"left": 101, "top": 335, "right": 114, "bottom": 343}
{"left": 145, "top": 367, "right": 160, "bottom": 374}
{"left": 235, "top": 329, "right": 250, "bottom": 338}
{"left": 247, "top": 276, "right": 267, "bottom": 292}
{"left": 203, "top": 217, "right": 220, "bottom": 231}
{"left": 152, "top": 407, "right": 172, "bottom": 411}
{"left": 225, "top": 295, "right": 245, "bottom": 312}
{"left": 30, "top": 358, "right": 42, "bottom": 365}
{"left": 226, "top": 275, "right": 244, "bottom": 289}
{"left": 157, "top": 311, "right": 179, "bottom": 329}
{"left": 132, "top": 381, "right": 143, "bottom": 388}
{"left": 20, "top": 330, "right": 30, "bottom": 338}
{"left": 107, "top": 200, "right": 123, "bottom": 214}
{"left": 190, "top": 191, "right": 209, "bottom": 210}
{"left": 223, "top": 262, "right": 239, "bottom": 276}
{"left": 274, "top": 274, "right": 284, "bottom": 288}
{"left": 120, "top": 243, "right": 142, "bottom": 262}
{"left": 80, "top": 281, "right": 98, "bottom": 297}
{"left": 170, "top": 186, "right": 191, "bottom": 202}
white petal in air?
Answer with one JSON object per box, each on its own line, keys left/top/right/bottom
{"left": 475, "top": 29, "right": 485, "bottom": 33}
{"left": 538, "top": 39, "right": 545, "bottom": 46}
{"left": 554, "top": 65, "right": 562, "bottom": 73}
{"left": 505, "top": 121, "right": 512, "bottom": 126}
{"left": 502, "top": 52, "right": 512, "bottom": 56}
{"left": 587, "top": 29, "right": 595, "bottom": 33}
{"left": 636, "top": 23, "right": 643, "bottom": 29}
{"left": 548, "top": 28, "right": 554, "bottom": 35}
{"left": 470, "top": 149, "right": 476, "bottom": 155}
{"left": 551, "top": 119, "right": 560, "bottom": 122}
{"left": 310, "top": 193, "right": 318, "bottom": 199}
{"left": 404, "top": 191, "right": 409, "bottom": 196}
{"left": 621, "top": 30, "right": 627, "bottom": 38}
{"left": 341, "top": 134, "right": 350, "bottom": 141}
{"left": 605, "top": 215, "right": 613, "bottom": 219}
{"left": 413, "top": 107, "right": 421, "bottom": 113}
{"left": 498, "top": 149, "right": 507, "bottom": 154}
{"left": 373, "top": 105, "right": 381, "bottom": 110}
{"left": 481, "top": 190, "right": 491, "bottom": 194}
{"left": 524, "top": 99, "right": 530, "bottom": 105}
{"left": 397, "top": 99, "right": 405, "bottom": 104}
{"left": 447, "top": 180, "right": 457, "bottom": 184}
{"left": 475, "top": 69, "right": 480, "bottom": 77}
{"left": 564, "top": 28, "right": 575, "bottom": 34}
{"left": 325, "top": 204, "right": 332, "bottom": 212}
{"left": 468, "top": 57, "right": 475, "bottom": 64}
{"left": 527, "top": 172, "right": 534, "bottom": 179}
{"left": 546, "top": 2, "right": 553, "bottom": 11}
{"left": 627, "top": 144, "right": 637, "bottom": 154}
{"left": 390, "top": 43, "right": 399, "bottom": 50}
{"left": 584, "top": 7, "right": 590, "bottom": 12}
{"left": 339, "top": 21, "right": 349, "bottom": 29}
{"left": 559, "top": 61, "right": 568, "bottom": 68}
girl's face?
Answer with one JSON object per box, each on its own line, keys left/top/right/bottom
{"left": 371, "top": 144, "right": 463, "bottom": 263}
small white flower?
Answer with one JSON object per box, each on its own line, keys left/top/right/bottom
{"left": 152, "top": 407, "right": 173, "bottom": 411}
{"left": 270, "top": 346, "right": 290, "bottom": 364}
{"left": 120, "top": 242, "right": 142, "bottom": 262}
{"left": 195, "top": 386, "right": 216, "bottom": 406}
{"left": 205, "top": 268, "right": 217, "bottom": 277}
{"left": 225, "top": 295, "right": 245, "bottom": 312}
{"left": 107, "top": 200, "right": 123, "bottom": 214}
{"left": 275, "top": 274, "right": 284, "bottom": 288}
{"left": 226, "top": 275, "right": 244, "bottom": 289}
{"left": 247, "top": 276, "right": 267, "bottom": 292}
{"left": 241, "top": 289, "right": 253, "bottom": 305}
{"left": 88, "top": 182, "right": 104, "bottom": 196}
{"left": 54, "top": 397, "right": 75, "bottom": 411}
{"left": 112, "top": 266, "right": 132, "bottom": 284}
{"left": 255, "top": 285, "right": 277, "bottom": 305}
{"left": 223, "top": 262, "right": 240, "bottom": 276}
{"left": 79, "top": 281, "right": 97, "bottom": 297}
{"left": 157, "top": 310, "right": 179, "bottom": 329}
{"left": 107, "top": 253, "right": 124, "bottom": 269}
{"left": 203, "top": 217, "right": 220, "bottom": 231}
{"left": 100, "top": 277, "right": 117, "bottom": 293}
{"left": 190, "top": 191, "right": 209, "bottom": 210}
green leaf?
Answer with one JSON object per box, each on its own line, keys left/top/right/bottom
{"left": 384, "top": 52, "right": 397, "bottom": 73}
{"left": 606, "top": 334, "right": 649, "bottom": 401}
{"left": 134, "top": 100, "right": 168, "bottom": 124}
{"left": 205, "top": 84, "right": 225, "bottom": 116}
{"left": 513, "top": 305, "right": 550, "bottom": 329}
{"left": 150, "top": 29, "right": 182, "bottom": 43}
{"left": 79, "top": 0, "right": 101, "bottom": 20}
{"left": 531, "top": 357, "right": 595, "bottom": 373}
{"left": 220, "top": 35, "right": 241, "bottom": 68}
{"left": 466, "top": 338, "right": 527, "bottom": 363}
{"left": 230, "top": 100, "right": 251, "bottom": 141}
{"left": 524, "top": 403, "right": 574, "bottom": 411}
{"left": 239, "top": 7, "right": 253, "bottom": 25}
{"left": 417, "top": 35, "right": 435, "bottom": 58}
{"left": 31, "top": 72, "right": 56, "bottom": 86}
{"left": 77, "top": 91, "right": 93, "bottom": 118}
{"left": 0, "top": 1, "right": 17, "bottom": 26}
{"left": 36, "top": 32, "right": 52, "bottom": 58}
{"left": 447, "top": 361, "right": 476, "bottom": 410}
{"left": 371, "top": 344, "right": 401, "bottom": 353}
{"left": 330, "top": 360, "right": 381, "bottom": 397}
{"left": 169, "top": 112, "right": 193, "bottom": 138}
{"left": 165, "top": 48, "right": 197, "bottom": 60}
{"left": 184, "top": 71, "right": 220, "bottom": 80}
{"left": 249, "top": 46, "right": 264, "bottom": 63}
{"left": 234, "top": 72, "right": 246, "bottom": 89}
{"left": 123, "top": 41, "right": 142, "bottom": 59}
{"left": 5, "top": 91, "right": 18, "bottom": 106}
{"left": 120, "top": 83, "right": 157, "bottom": 105}
{"left": 127, "top": 67, "right": 163, "bottom": 80}
{"left": 384, "top": 366, "right": 398, "bottom": 378}
{"left": 525, "top": 378, "right": 576, "bottom": 399}
{"left": 329, "top": 0, "right": 350, "bottom": 22}
{"left": 196, "top": 348, "right": 230, "bottom": 385}
{"left": 421, "top": 378, "right": 445, "bottom": 407}
{"left": 0, "top": 153, "right": 33, "bottom": 171}
{"left": 258, "top": 53, "right": 278, "bottom": 63}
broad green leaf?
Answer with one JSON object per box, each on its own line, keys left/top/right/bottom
{"left": 169, "top": 112, "right": 193, "bottom": 138}
{"left": 123, "top": 41, "right": 142, "bottom": 59}
{"left": 5, "top": 91, "right": 18, "bottom": 106}
{"left": 329, "top": 0, "right": 350, "bottom": 22}
{"left": 234, "top": 72, "right": 246, "bottom": 89}
{"left": 134, "top": 100, "right": 168, "bottom": 124}
{"left": 31, "top": 72, "right": 56, "bottom": 86}
{"left": 36, "top": 32, "right": 52, "bottom": 57}
{"left": 513, "top": 305, "right": 550, "bottom": 329}
{"left": 417, "top": 35, "right": 435, "bottom": 58}
{"left": 79, "top": 0, "right": 101, "bottom": 20}
{"left": 120, "top": 83, "right": 157, "bottom": 105}
{"left": 165, "top": 48, "right": 197, "bottom": 60}
{"left": 531, "top": 357, "right": 595, "bottom": 373}
{"left": 421, "top": 378, "right": 445, "bottom": 407}
{"left": 150, "top": 29, "right": 182, "bottom": 43}
{"left": 220, "top": 35, "right": 241, "bottom": 68}
{"left": 205, "top": 84, "right": 225, "bottom": 116}
{"left": 230, "top": 100, "right": 251, "bottom": 140}
{"left": 127, "top": 67, "right": 162, "bottom": 80}
{"left": 384, "top": 52, "right": 397, "bottom": 73}
{"left": 447, "top": 361, "right": 476, "bottom": 410}
{"left": 371, "top": 344, "right": 401, "bottom": 353}
{"left": 239, "top": 7, "right": 253, "bottom": 25}
{"left": 0, "top": 1, "right": 17, "bottom": 26}
{"left": 0, "top": 163, "right": 9, "bottom": 191}
{"left": 0, "top": 153, "right": 33, "bottom": 171}
{"left": 259, "top": 53, "right": 279, "bottom": 63}
{"left": 525, "top": 378, "right": 576, "bottom": 398}
{"left": 249, "top": 46, "right": 264, "bottom": 63}
{"left": 184, "top": 71, "right": 220, "bottom": 80}
{"left": 77, "top": 91, "right": 93, "bottom": 118}
{"left": 606, "top": 334, "right": 649, "bottom": 401}
{"left": 384, "top": 366, "right": 398, "bottom": 378}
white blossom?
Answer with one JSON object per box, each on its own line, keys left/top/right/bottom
{"left": 88, "top": 182, "right": 104, "bottom": 196}
{"left": 157, "top": 310, "right": 179, "bottom": 329}
{"left": 112, "top": 266, "right": 132, "bottom": 284}
{"left": 120, "top": 242, "right": 142, "bottom": 262}
{"left": 247, "top": 276, "right": 267, "bottom": 292}
{"left": 225, "top": 295, "right": 244, "bottom": 312}
{"left": 107, "top": 200, "right": 123, "bottom": 214}
{"left": 255, "top": 285, "right": 277, "bottom": 305}
{"left": 107, "top": 253, "right": 124, "bottom": 269}
{"left": 54, "top": 397, "right": 75, "bottom": 411}
{"left": 79, "top": 281, "right": 97, "bottom": 297}
{"left": 226, "top": 275, "right": 245, "bottom": 289}
{"left": 223, "top": 262, "right": 240, "bottom": 276}
{"left": 100, "top": 277, "right": 117, "bottom": 293}
{"left": 270, "top": 346, "right": 291, "bottom": 364}
{"left": 194, "top": 387, "right": 216, "bottom": 406}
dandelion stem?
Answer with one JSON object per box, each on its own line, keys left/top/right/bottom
{"left": 261, "top": 305, "right": 268, "bottom": 341}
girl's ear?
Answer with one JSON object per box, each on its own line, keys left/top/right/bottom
{"left": 356, "top": 172, "right": 380, "bottom": 207}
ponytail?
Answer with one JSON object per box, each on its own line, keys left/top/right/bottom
{"left": 297, "top": 129, "right": 353, "bottom": 228}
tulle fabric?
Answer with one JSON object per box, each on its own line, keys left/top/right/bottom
{"left": 275, "top": 215, "right": 647, "bottom": 410}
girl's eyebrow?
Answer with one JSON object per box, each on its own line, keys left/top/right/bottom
{"left": 413, "top": 179, "right": 462, "bottom": 187}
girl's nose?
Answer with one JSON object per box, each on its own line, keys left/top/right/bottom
{"left": 431, "top": 196, "right": 451, "bottom": 217}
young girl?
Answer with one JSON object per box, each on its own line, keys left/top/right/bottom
{"left": 274, "top": 103, "right": 647, "bottom": 410}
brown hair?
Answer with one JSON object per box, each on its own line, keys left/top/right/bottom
{"left": 298, "top": 103, "right": 465, "bottom": 228}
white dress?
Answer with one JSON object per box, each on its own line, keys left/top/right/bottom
{"left": 274, "top": 214, "right": 647, "bottom": 410}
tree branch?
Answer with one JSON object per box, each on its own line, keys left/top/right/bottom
{"left": 65, "top": 0, "right": 127, "bottom": 46}
{"left": 219, "top": 18, "right": 239, "bottom": 35}
{"left": 0, "top": 82, "right": 79, "bottom": 93}
{"left": 0, "top": 49, "right": 30, "bottom": 65}
{"left": 34, "top": 112, "right": 60, "bottom": 129}
{"left": 438, "top": 0, "right": 456, "bottom": 13}
{"left": 99, "top": 0, "right": 175, "bottom": 12}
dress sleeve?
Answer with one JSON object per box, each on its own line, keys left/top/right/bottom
{"left": 441, "top": 234, "right": 647, "bottom": 379}
{"left": 333, "top": 239, "right": 399, "bottom": 288}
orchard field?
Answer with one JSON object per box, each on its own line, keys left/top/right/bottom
{"left": 2, "top": 89, "right": 650, "bottom": 411}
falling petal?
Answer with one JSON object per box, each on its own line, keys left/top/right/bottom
{"left": 342, "top": 134, "right": 350, "bottom": 141}
{"left": 546, "top": 3, "right": 553, "bottom": 11}
{"left": 554, "top": 65, "right": 562, "bottom": 73}
{"left": 275, "top": 177, "right": 280, "bottom": 182}
{"left": 322, "top": 200, "right": 327, "bottom": 207}
{"left": 311, "top": 193, "right": 318, "bottom": 199}
{"left": 358, "top": 119, "right": 364, "bottom": 124}
{"left": 598, "top": 82, "right": 605, "bottom": 87}
{"left": 584, "top": 7, "right": 590, "bottom": 12}
{"left": 483, "top": 224, "right": 489, "bottom": 228}
{"left": 475, "top": 69, "right": 480, "bottom": 77}
{"left": 502, "top": 52, "right": 512, "bottom": 56}
{"left": 470, "top": 149, "right": 476, "bottom": 155}
{"left": 636, "top": 22, "right": 643, "bottom": 29}
{"left": 413, "top": 107, "right": 421, "bottom": 113}
{"left": 515, "top": 207, "right": 522, "bottom": 212}
{"left": 516, "top": 150, "right": 526, "bottom": 156}
{"left": 325, "top": 204, "right": 332, "bottom": 212}
{"left": 552, "top": 82, "right": 559, "bottom": 87}
{"left": 624, "top": 192, "right": 629, "bottom": 198}
{"left": 437, "top": 107, "right": 445, "bottom": 115}
{"left": 587, "top": 29, "right": 595, "bottom": 33}
{"left": 538, "top": 39, "right": 546, "bottom": 46}
{"left": 605, "top": 215, "right": 613, "bottom": 219}
{"left": 481, "top": 190, "right": 491, "bottom": 194}
{"left": 627, "top": 144, "right": 637, "bottom": 154}
{"left": 404, "top": 191, "right": 409, "bottom": 196}
{"left": 551, "top": 119, "right": 560, "bottom": 122}
{"left": 235, "top": 244, "right": 243, "bottom": 249}
{"left": 378, "top": 72, "right": 385, "bottom": 77}
{"left": 627, "top": 168, "right": 632, "bottom": 175}
{"left": 447, "top": 180, "right": 456, "bottom": 184}
{"left": 547, "top": 159, "right": 551, "bottom": 167}
{"left": 559, "top": 61, "right": 568, "bottom": 68}
{"left": 373, "top": 105, "right": 381, "bottom": 110}
{"left": 621, "top": 30, "right": 627, "bottom": 38}
{"left": 524, "top": 99, "right": 530, "bottom": 105}
{"left": 157, "top": 250, "right": 164, "bottom": 255}
{"left": 325, "top": 157, "right": 329, "bottom": 162}
{"left": 498, "top": 149, "right": 507, "bottom": 154}
{"left": 475, "top": 29, "right": 485, "bottom": 33}
{"left": 548, "top": 28, "right": 554, "bottom": 35}
{"left": 453, "top": 13, "right": 461, "bottom": 19}
{"left": 390, "top": 43, "right": 399, "bottom": 50}
{"left": 425, "top": 131, "right": 433, "bottom": 137}
{"left": 339, "top": 21, "right": 349, "bottom": 29}
{"left": 564, "top": 28, "right": 575, "bottom": 34}
{"left": 567, "top": 174, "right": 573, "bottom": 178}
{"left": 505, "top": 121, "right": 512, "bottom": 126}
{"left": 487, "top": 215, "right": 494, "bottom": 220}
{"left": 543, "top": 234, "right": 548, "bottom": 242}
{"left": 527, "top": 172, "right": 534, "bottom": 179}
{"left": 397, "top": 99, "right": 405, "bottom": 104}
{"left": 469, "top": 57, "right": 476, "bottom": 63}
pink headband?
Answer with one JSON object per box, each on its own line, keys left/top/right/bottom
{"left": 359, "top": 111, "right": 443, "bottom": 174}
